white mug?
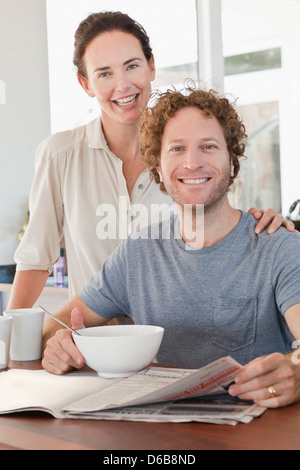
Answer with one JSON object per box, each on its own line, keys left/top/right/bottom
{"left": 3, "top": 308, "right": 45, "bottom": 361}
{"left": 0, "top": 315, "right": 12, "bottom": 369}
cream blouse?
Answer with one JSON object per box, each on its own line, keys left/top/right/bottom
{"left": 14, "top": 117, "right": 173, "bottom": 297}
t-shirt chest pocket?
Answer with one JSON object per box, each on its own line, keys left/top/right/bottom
{"left": 212, "top": 297, "right": 257, "bottom": 351}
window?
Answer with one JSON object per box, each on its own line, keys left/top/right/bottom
{"left": 222, "top": 0, "right": 300, "bottom": 214}
{"left": 225, "top": 48, "right": 281, "bottom": 76}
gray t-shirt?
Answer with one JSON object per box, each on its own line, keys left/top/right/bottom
{"left": 80, "top": 211, "right": 300, "bottom": 368}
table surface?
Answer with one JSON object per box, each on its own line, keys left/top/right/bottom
{"left": 1, "top": 360, "right": 300, "bottom": 451}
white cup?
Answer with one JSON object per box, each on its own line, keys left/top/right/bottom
{"left": 3, "top": 308, "right": 45, "bottom": 361}
{"left": 0, "top": 315, "right": 12, "bottom": 369}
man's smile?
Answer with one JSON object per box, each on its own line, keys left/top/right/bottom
{"left": 179, "top": 177, "right": 211, "bottom": 184}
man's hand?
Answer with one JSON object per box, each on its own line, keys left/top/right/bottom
{"left": 42, "top": 307, "right": 86, "bottom": 375}
{"left": 248, "top": 207, "right": 296, "bottom": 234}
{"left": 228, "top": 352, "right": 300, "bottom": 408}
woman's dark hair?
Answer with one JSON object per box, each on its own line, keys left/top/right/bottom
{"left": 73, "top": 11, "right": 153, "bottom": 78}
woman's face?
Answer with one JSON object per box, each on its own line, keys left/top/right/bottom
{"left": 79, "top": 30, "right": 155, "bottom": 126}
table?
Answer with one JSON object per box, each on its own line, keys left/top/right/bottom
{"left": 1, "top": 360, "right": 300, "bottom": 451}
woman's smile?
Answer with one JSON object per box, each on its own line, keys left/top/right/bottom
{"left": 80, "top": 31, "right": 155, "bottom": 126}
{"left": 112, "top": 93, "right": 139, "bottom": 107}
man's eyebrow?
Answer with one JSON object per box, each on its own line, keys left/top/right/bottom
{"left": 165, "top": 137, "right": 222, "bottom": 145}
{"left": 199, "top": 137, "right": 223, "bottom": 144}
{"left": 93, "top": 57, "right": 143, "bottom": 74}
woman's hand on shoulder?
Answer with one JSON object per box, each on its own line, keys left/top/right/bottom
{"left": 248, "top": 207, "right": 296, "bottom": 234}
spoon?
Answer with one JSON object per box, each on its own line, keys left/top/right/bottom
{"left": 39, "top": 305, "right": 81, "bottom": 336}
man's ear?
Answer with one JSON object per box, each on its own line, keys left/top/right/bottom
{"left": 77, "top": 75, "right": 95, "bottom": 98}
{"left": 156, "top": 167, "right": 162, "bottom": 181}
{"left": 230, "top": 160, "right": 235, "bottom": 177}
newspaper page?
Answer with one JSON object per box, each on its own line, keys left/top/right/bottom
{"left": 64, "top": 357, "right": 266, "bottom": 424}
{"left": 63, "top": 356, "right": 242, "bottom": 413}
{"left": 0, "top": 369, "right": 113, "bottom": 418}
{"left": 70, "top": 395, "right": 266, "bottom": 425}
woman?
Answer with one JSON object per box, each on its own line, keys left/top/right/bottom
{"left": 7, "top": 11, "right": 292, "bottom": 309}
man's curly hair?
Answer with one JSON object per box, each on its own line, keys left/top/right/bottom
{"left": 139, "top": 84, "right": 247, "bottom": 194}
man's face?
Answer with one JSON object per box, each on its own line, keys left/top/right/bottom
{"left": 157, "top": 106, "right": 234, "bottom": 210}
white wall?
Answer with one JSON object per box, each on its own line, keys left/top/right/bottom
{"left": 0, "top": 0, "right": 51, "bottom": 264}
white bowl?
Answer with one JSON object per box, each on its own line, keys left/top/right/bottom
{"left": 72, "top": 324, "right": 164, "bottom": 378}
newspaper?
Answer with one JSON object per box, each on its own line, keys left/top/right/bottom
{"left": 80, "top": 395, "right": 264, "bottom": 425}
{"left": 0, "top": 356, "right": 266, "bottom": 425}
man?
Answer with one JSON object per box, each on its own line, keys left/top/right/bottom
{"left": 42, "top": 86, "right": 300, "bottom": 409}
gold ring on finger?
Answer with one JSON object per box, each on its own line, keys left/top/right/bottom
{"left": 267, "top": 384, "right": 277, "bottom": 398}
